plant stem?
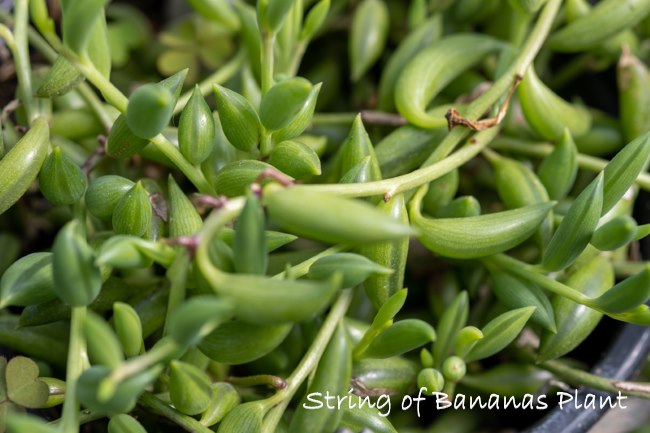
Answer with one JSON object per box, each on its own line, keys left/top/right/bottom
{"left": 299, "top": 0, "right": 561, "bottom": 198}
{"left": 173, "top": 49, "right": 247, "bottom": 116}
{"left": 4, "top": 13, "right": 215, "bottom": 193}
{"left": 139, "top": 392, "right": 215, "bottom": 433}
{"left": 299, "top": 125, "right": 500, "bottom": 197}
{"left": 1, "top": 14, "right": 116, "bottom": 132}
{"left": 50, "top": 43, "right": 214, "bottom": 193}
{"left": 260, "top": 288, "right": 353, "bottom": 433}
{"left": 311, "top": 111, "right": 407, "bottom": 127}
{"left": 77, "top": 83, "right": 116, "bottom": 131}
{"left": 65, "top": 54, "right": 129, "bottom": 113}
{"left": 60, "top": 306, "right": 87, "bottom": 433}
{"left": 491, "top": 136, "right": 650, "bottom": 191}
{"left": 50, "top": 409, "right": 104, "bottom": 428}
{"left": 227, "top": 374, "right": 287, "bottom": 389}
{"left": 311, "top": 112, "right": 357, "bottom": 125}
{"left": 422, "top": 0, "right": 561, "bottom": 166}
{"left": 261, "top": 31, "right": 276, "bottom": 94}
{"left": 12, "top": 0, "right": 36, "bottom": 123}
{"left": 484, "top": 254, "right": 591, "bottom": 305}
{"left": 109, "top": 337, "right": 180, "bottom": 383}
{"left": 258, "top": 29, "right": 276, "bottom": 156}
{"left": 260, "top": 128, "right": 273, "bottom": 157}
{"left": 517, "top": 349, "right": 650, "bottom": 399}
{"left": 287, "top": 39, "right": 308, "bottom": 76}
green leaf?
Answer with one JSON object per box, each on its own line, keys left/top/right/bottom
{"left": 349, "top": 0, "right": 389, "bottom": 81}
{"left": 435, "top": 196, "right": 481, "bottom": 218}
{"left": 339, "top": 157, "right": 372, "bottom": 183}
{"left": 543, "top": 172, "right": 604, "bottom": 271}
{"left": 112, "top": 181, "right": 152, "bottom": 237}
{"left": 105, "top": 115, "right": 150, "bottom": 160}
{"left": 259, "top": 78, "right": 313, "bottom": 131}
{"left": 83, "top": 311, "right": 125, "bottom": 368}
{"left": 422, "top": 168, "right": 458, "bottom": 215}
{"left": 167, "top": 296, "right": 235, "bottom": 347}
{"left": 301, "top": 0, "right": 330, "bottom": 40}
{"left": 85, "top": 175, "right": 135, "bottom": 219}
{"left": 538, "top": 128, "right": 578, "bottom": 201}
{"left": 618, "top": 49, "right": 650, "bottom": 142}
{"left": 108, "top": 414, "right": 148, "bottom": 433}
{"left": 113, "top": 302, "right": 144, "bottom": 358}
{"left": 5, "top": 357, "right": 49, "bottom": 408}
{"left": 29, "top": 0, "right": 56, "bottom": 38}
{"left": 352, "top": 356, "right": 418, "bottom": 395}
{"left": 461, "top": 364, "right": 552, "bottom": 398}
{"left": 126, "top": 84, "right": 175, "bottom": 139}
{"left": 36, "top": 57, "right": 84, "bottom": 97}
{"left": 602, "top": 131, "right": 650, "bottom": 214}
{"left": 168, "top": 175, "right": 203, "bottom": 237}
{"left": 442, "top": 355, "right": 466, "bottom": 382}
{"left": 338, "top": 114, "right": 382, "bottom": 182}
{"left": 359, "top": 195, "right": 410, "bottom": 309}
{"left": 39, "top": 147, "right": 87, "bottom": 206}
{"left": 591, "top": 265, "right": 650, "bottom": 313}
{"left": 169, "top": 360, "right": 213, "bottom": 416}
{"left": 0, "top": 118, "right": 50, "bottom": 216}
{"left": 340, "top": 403, "right": 397, "bottom": 433}
{"left": 263, "top": 184, "right": 415, "bottom": 244}
{"left": 465, "top": 307, "right": 535, "bottom": 362}
{"left": 591, "top": 215, "right": 638, "bottom": 251}
{"left": 518, "top": 66, "right": 591, "bottom": 140}
{"left": 213, "top": 84, "right": 261, "bottom": 152}
{"left": 86, "top": 9, "right": 112, "bottom": 78}
{"left": 52, "top": 220, "right": 102, "bottom": 307}
{"left": 233, "top": 192, "right": 268, "bottom": 275}
{"left": 264, "top": 0, "right": 297, "bottom": 32}
{"left": 95, "top": 235, "right": 155, "bottom": 269}
{"left": 0, "top": 357, "right": 7, "bottom": 403}
{"left": 434, "top": 291, "right": 468, "bottom": 368}
{"left": 199, "top": 263, "right": 341, "bottom": 324}
{"left": 268, "top": 140, "right": 322, "bottom": 179}
{"left": 6, "top": 414, "right": 59, "bottom": 433}
{"left": 214, "top": 160, "right": 281, "bottom": 197}
{"left": 417, "top": 368, "right": 445, "bottom": 393}
{"left": 376, "top": 123, "right": 447, "bottom": 178}
{"left": 199, "top": 321, "right": 292, "bottom": 364}
{"left": 353, "top": 288, "right": 407, "bottom": 358}
{"left": 308, "top": 253, "right": 392, "bottom": 288}
{"left": 378, "top": 15, "right": 442, "bottom": 111}
{"left": 490, "top": 151, "right": 551, "bottom": 245}
{"left": 395, "top": 34, "right": 502, "bottom": 128}
{"left": 290, "top": 324, "right": 351, "bottom": 433}
{"left": 538, "top": 254, "right": 613, "bottom": 361}
{"left": 61, "top": 0, "right": 109, "bottom": 54}
{"left": 77, "top": 365, "right": 163, "bottom": 414}
{"left": 219, "top": 227, "right": 297, "bottom": 252}
{"left": 373, "top": 288, "right": 408, "bottom": 328}
{"left": 489, "top": 270, "right": 556, "bottom": 332}
{"left": 0, "top": 253, "right": 56, "bottom": 308}
{"left": 362, "top": 319, "right": 435, "bottom": 359}
{"left": 188, "top": 0, "right": 241, "bottom": 31}
{"left": 412, "top": 195, "right": 554, "bottom": 259}
{"left": 454, "top": 326, "right": 483, "bottom": 358}
{"left": 200, "top": 383, "right": 241, "bottom": 427}
{"left": 217, "top": 401, "right": 265, "bottom": 433}
{"left": 179, "top": 86, "right": 216, "bottom": 165}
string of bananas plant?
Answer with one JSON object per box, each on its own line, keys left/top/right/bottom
{"left": 2, "top": 0, "right": 650, "bottom": 432}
